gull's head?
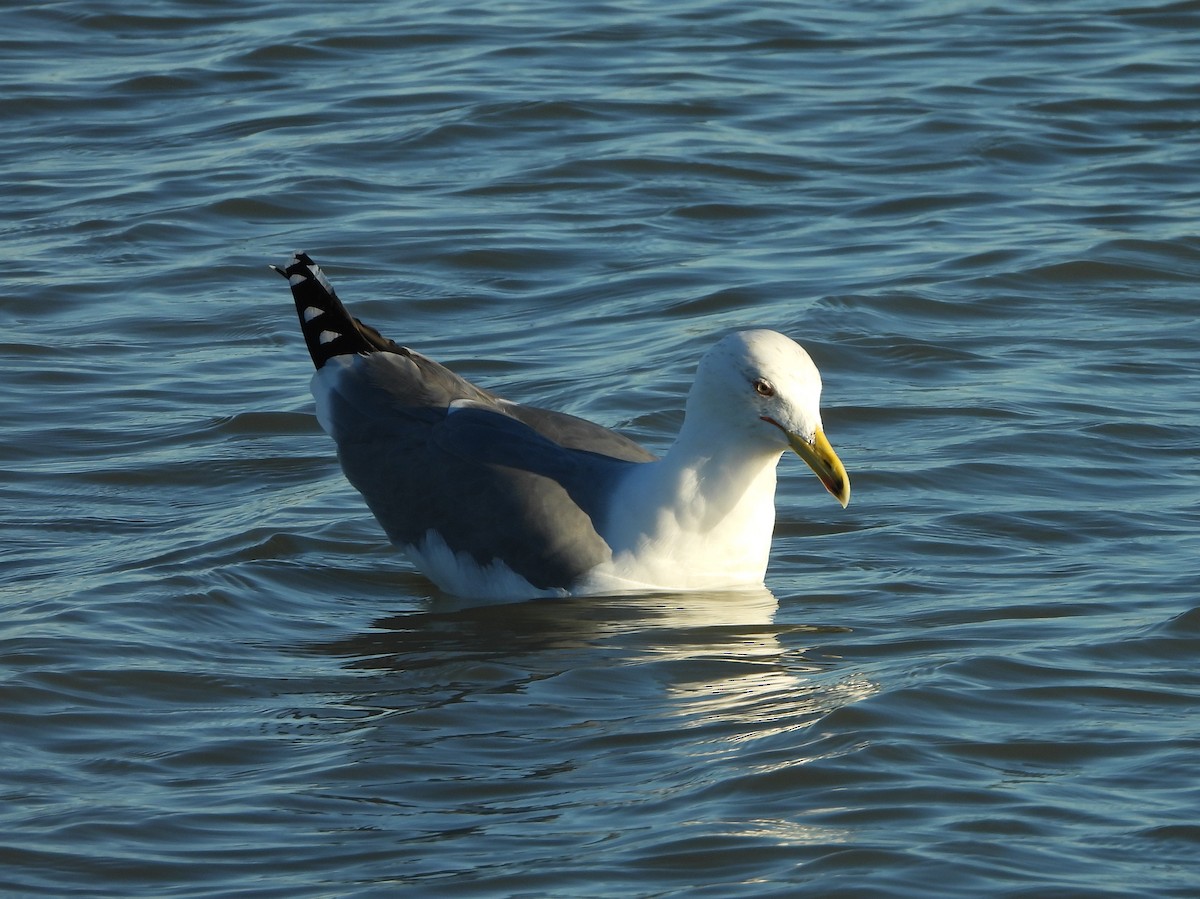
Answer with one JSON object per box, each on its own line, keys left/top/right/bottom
{"left": 687, "top": 330, "right": 851, "bottom": 508}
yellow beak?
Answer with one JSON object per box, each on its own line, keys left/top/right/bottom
{"left": 787, "top": 427, "right": 851, "bottom": 508}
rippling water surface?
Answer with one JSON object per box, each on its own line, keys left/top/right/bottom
{"left": 4, "top": 1, "right": 1199, "bottom": 896}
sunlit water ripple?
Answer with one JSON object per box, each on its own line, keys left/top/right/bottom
{"left": 2, "top": 1, "right": 1198, "bottom": 896}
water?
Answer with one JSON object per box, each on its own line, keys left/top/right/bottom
{"left": 3, "top": 0, "right": 1199, "bottom": 895}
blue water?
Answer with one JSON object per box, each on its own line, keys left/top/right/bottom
{"left": 3, "top": 1, "right": 1199, "bottom": 896}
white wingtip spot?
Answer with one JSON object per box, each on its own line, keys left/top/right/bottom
{"left": 303, "top": 306, "right": 323, "bottom": 322}
{"left": 318, "top": 330, "right": 341, "bottom": 345}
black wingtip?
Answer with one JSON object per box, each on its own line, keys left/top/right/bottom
{"left": 275, "top": 251, "right": 370, "bottom": 369}
{"left": 275, "top": 251, "right": 402, "bottom": 369}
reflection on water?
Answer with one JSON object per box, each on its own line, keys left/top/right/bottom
{"left": 298, "top": 588, "right": 877, "bottom": 874}
{"left": 312, "top": 586, "right": 787, "bottom": 665}
{"left": 307, "top": 588, "right": 875, "bottom": 785}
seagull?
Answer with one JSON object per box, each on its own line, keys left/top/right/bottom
{"left": 272, "top": 252, "right": 849, "bottom": 600}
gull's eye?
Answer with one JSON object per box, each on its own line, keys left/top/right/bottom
{"left": 753, "top": 378, "right": 775, "bottom": 398}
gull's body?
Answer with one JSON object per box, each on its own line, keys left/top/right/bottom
{"left": 273, "top": 252, "right": 849, "bottom": 600}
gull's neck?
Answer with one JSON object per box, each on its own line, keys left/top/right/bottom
{"left": 652, "top": 417, "right": 782, "bottom": 531}
{"left": 594, "top": 415, "right": 784, "bottom": 591}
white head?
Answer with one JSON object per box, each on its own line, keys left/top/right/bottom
{"left": 685, "top": 330, "right": 850, "bottom": 507}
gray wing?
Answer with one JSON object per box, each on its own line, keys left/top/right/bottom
{"left": 274, "top": 252, "right": 655, "bottom": 590}
{"left": 324, "top": 352, "right": 644, "bottom": 589}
